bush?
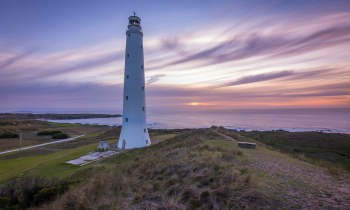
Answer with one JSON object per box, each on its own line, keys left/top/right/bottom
{"left": 37, "top": 130, "right": 62, "bottom": 136}
{"left": 33, "top": 185, "right": 62, "bottom": 205}
{"left": 0, "top": 132, "right": 19, "bottom": 139}
{"left": 52, "top": 133, "right": 69, "bottom": 139}
{"left": 0, "top": 177, "right": 80, "bottom": 209}
{"left": 0, "top": 197, "right": 11, "bottom": 208}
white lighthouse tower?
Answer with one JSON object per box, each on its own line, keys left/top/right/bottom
{"left": 118, "top": 13, "right": 150, "bottom": 149}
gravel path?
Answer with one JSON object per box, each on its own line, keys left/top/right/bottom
{"left": 215, "top": 130, "right": 350, "bottom": 209}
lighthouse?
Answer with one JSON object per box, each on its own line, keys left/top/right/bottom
{"left": 118, "top": 13, "right": 150, "bottom": 149}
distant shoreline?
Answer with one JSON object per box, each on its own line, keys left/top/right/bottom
{"left": 42, "top": 118, "right": 350, "bottom": 135}
{"left": 0, "top": 113, "right": 122, "bottom": 120}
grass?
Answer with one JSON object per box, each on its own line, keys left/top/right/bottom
{"left": 237, "top": 130, "right": 350, "bottom": 171}
{"left": 0, "top": 149, "right": 60, "bottom": 184}
{"left": 199, "top": 139, "right": 238, "bottom": 149}
{"left": 1, "top": 126, "right": 350, "bottom": 209}
{"left": 0, "top": 119, "right": 119, "bottom": 184}
{"left": 44, "top": 122, "right": 87, "bottom": 127}
{"left": 0, "top": 119, "right": 114, "bottom": 151}
{"left": 28, "top": 139, "right": 119, "bottom": 179}
{"left": 0, "top": 139, "right": 119, "bottom": 184}
{"left": 151, "top": 133, "right": 178, "bottom": 142}
{"left": 0, "top": 139, "right": 38, "bottom": 152}
{"left": 33, "top": 129, "right": 270, "bottom": 209}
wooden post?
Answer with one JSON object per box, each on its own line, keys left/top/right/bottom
{"left": 20, "top": 131, "right": 22, "bottom": 151}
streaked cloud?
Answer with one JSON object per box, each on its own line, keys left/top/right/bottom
{"left": 0, "top": 0, "right": 350, "bottom": 111}
{"left": 146, "top": 74, "right": 166, "bottom": 84}
{"left": 0, "top": 48, "right": 38, "bottom": 70}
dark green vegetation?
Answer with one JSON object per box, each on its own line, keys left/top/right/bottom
{"left": 0, "top": 177, "right": 81, "bottom": 209}
{"left": 0, "top": 113, "right": 121, "bottom": 120}
{"left": 37, "top": 131, "right": 70, "bottom": 139}
{"left": 52, "top": 133, "right": 70, "bottom": 139}
{"left": 237, "top": 130, "right": 350, "bottom": 171}
{"left": 33, "top": 129, "right": 270, "bottom": 209}
{"left": 36, "top": 131, "right": 62, "bottom": 136}
{"left": 0, "top": 132, "right": 19, "bottom": 139}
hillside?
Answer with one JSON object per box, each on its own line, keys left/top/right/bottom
{"left": 0, "top": 126, "right": 349, "bottom": 209}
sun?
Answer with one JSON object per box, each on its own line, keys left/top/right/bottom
{"left": 190, "top": 102, "right": 199, "bottom": 106}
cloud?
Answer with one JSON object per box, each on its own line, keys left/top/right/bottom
{"left": 146, "top": 74, "right": 166, "bottom": 84}
{"left": 0, "top": 48, "right": 37, "bottom": 70}
{"left": 161, "top": 38, "right": 180, "bottom": 50}
{"left": 0, "top": 50, "right": 124, "bottom": 83}
{"left": 35, "top": 52, "right": 123, "bottom": 79}
{"left": 147, "top": 24, "right": 350, "bottom": 72}
{"left": 223, "top": 70, "right": 294, "bottom": 87}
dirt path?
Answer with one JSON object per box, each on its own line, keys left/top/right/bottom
{"left": 214, "top": 130, "right": 350, "bottom": 209}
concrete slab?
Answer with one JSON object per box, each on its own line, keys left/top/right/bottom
{"left": 65, "top": 150, "right": 118, "bottom": 166}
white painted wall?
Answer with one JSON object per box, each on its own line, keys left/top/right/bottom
{"left": 118, "top": 16, "right": 151, "bottom": 149}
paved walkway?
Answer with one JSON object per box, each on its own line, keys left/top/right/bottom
{"left": 0, "top": 134, "right": 85, "bottom": 155}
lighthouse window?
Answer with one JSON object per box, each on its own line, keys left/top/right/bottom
{"left": 127, "top": 54, "right": 129, "bottom": 58}
{"left": 127, "top": 75, "right": 129, "bottom": 79}
{"left": 146, "top": 140, "right": 148, "bottom": 144}
{"left": 128, "top": 34, "right": 130, "bottom": 37}
{"left": 140, "top": 45, "right": 142, "bottom": 49}
{"left": 126, "top": 96, "right": 128, "bottom": 100}
{"left": 144, "top": 129, "right": 146, "bottom": 133}
{"left": 142, "top": 86, "right": 144, "bottom": 90}
{"left": 142, "top": 107, "right": 145, "bottom": 111}
{"left": 125, "top": 118, "right": 128, "bottom": 122}
{"left": 141, "top": 65, "right": 143, "bottom": 69}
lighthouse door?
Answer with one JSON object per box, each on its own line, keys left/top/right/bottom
{"left": 122, "top": 140, "right": 126, "bottom": 149}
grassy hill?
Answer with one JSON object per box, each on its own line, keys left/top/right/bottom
{"left": 0, "top": 121, "right": 349, "bottom": 209}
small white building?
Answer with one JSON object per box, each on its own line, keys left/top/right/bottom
{"left": 118, "top": 14, "right": 151, "bottom": 149}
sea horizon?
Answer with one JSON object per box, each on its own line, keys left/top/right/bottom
{"left": 3, "top": 108, "right": 349, "bottom": 134}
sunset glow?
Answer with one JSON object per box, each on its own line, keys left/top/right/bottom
{"left": 0, "top": 0, "right": 350, "bottom": 112}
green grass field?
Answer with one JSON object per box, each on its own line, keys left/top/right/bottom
{"left": 0, "top": 139, "right": 119, "bottom": 184}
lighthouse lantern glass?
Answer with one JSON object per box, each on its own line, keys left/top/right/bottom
{"left": 129, "top": 19, "right": 140, "bottom": 26}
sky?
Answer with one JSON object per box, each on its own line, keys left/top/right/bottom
{"left": 0, "top": 0, "right": 350, "bottom": 112}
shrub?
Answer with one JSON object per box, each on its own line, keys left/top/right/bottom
{"left": 0, "top": 132, "right": 19, "bottom": 139}
{"left": 0, "top": 176, "right": 80, "bottom": 209}
{"left": 0, "top": 197, "right": 11, "bottom": 208}
{"left": 33, "top": 185, "right": 62, "bottom": 205}
{"left": 52, "top": 133, "right": 69, "bottom": 139}
{"left": 37, "top": 130, "right": 62, "bottom": 136}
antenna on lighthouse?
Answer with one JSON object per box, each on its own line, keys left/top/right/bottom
{"left": 133, "top": 11, "right": 136, "bottom": 16}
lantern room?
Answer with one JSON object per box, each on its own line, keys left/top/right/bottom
{"left": 128, "top": 16, "right": 141, "bottom": 26}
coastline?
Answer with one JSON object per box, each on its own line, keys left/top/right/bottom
{"left": 42, "top": 118, "right": 350, "bottom": 134}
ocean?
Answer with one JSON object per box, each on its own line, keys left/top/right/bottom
{"left": 21, "top": 108, "right": 350, "bottom": 134}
